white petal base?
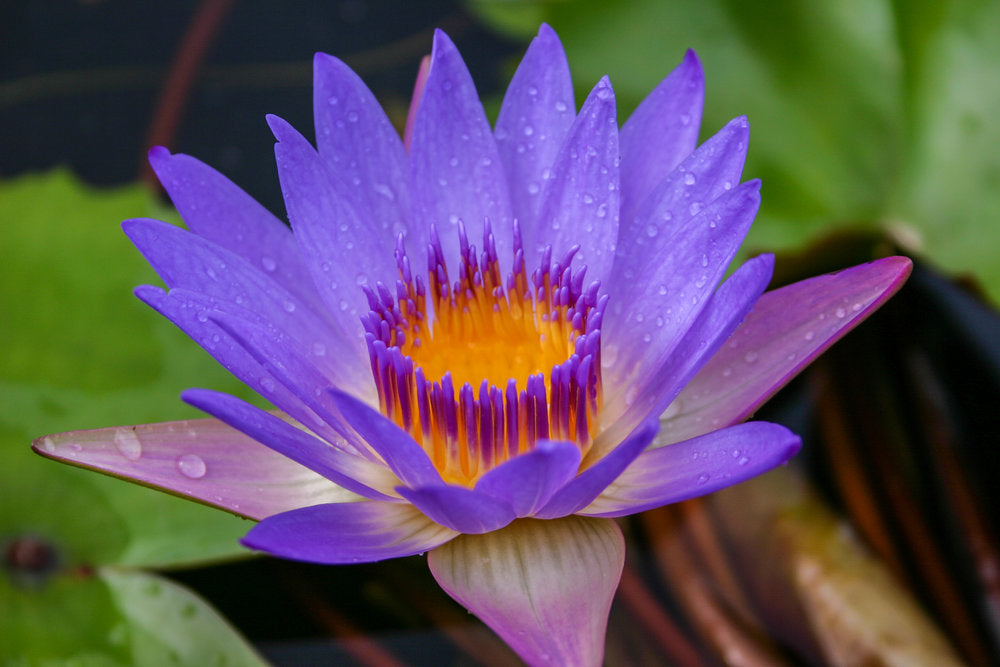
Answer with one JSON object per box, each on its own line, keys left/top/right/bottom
{"left": 428, "top": 516, "right": 624, "bottom": 666}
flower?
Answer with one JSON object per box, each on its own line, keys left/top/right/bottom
{"left": 34, "top": 25, "right": 911, "bottom": 666}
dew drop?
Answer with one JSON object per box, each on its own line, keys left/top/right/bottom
{"left": 684, "top": 173, "right": 696, "bottom": 186}
{"left": 206, "top": 267, "right": 217, "bottom": 280}
{"left": 282, "top": 300, "right": 296, "bottom": 313}
{"left": 176, "top": 453, "right": 207, "bottom": 479}
{"left": 804, "top": 331, "right": 815, "bottom": 341}
{"left": 527, "top": 85, "right": 538, "bottom": 96}
{"left": 680, "top": 113, "right": 691, "bottom": 126}
{"left": 260, "top": 377, "right": 276, "bottom": 392}
{"left": 596, "top": 204, "right": 608, "bottom": 218}
{"left": 355, "top": 273, "right": 368, "bottom": 286}
{"left": 743, "top": 351, "right": 759, "bottom": 363}
{"left": 260, "top": 256, "right": 277, "bottom": 272}
{"left": 738, "top": 456, "right": 750, "bottom": 466}
{"left": 646, "top": 224, "right": 659, "bottom": 238}
{"left": 373, "top": 183, "right": 395, "bottom": 201}
{"left": 852, "top": 302, "right": 863, "bottom": 312}
{"left": 689, "top": 202, "right": 702, "bottom": 216}
{"left": 523, "top": 125, "right": 534, "bottom": 137}
{"left": 658, "top": 284, "right": 668, "bottom": 296}
{"left": 582, "top": 193, "right": 594, "bottom": 205}
{"left": 327, "top": 95, "right": 339, "bottom": 106}
{"left": 449, "top": 156, "right": 459, "bottom": 167}
{"left": 339, "top": 299, "right": 350, "bottom": 311}
{"left": 114, "top": 429, "right": 142, "bottom": 461}
{"left": 697, "top": 473, "right": 710, "bottom": 485}
{"left": 196, "top": 312, "right": 209, "bottom": 323}
{"left": 835, "top": 307, "right": 846, "bottom": 319}
{"left": 554, "top": 100, "right": 568, "bottom": 112}
{"left": 700, "top": 254, "right": 709, "bottom": 268}
{"left": 527, "top": 182, "right": 540, "bottom": 195}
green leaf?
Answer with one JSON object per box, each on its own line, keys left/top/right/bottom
{"left": 1, "top": 169, "right": 258, "bottom": 570}
{"left": 0, "top": 568, "right": 265, "bottom": 665}
{"left": 102, "top": 569, "right": 266, "bottom": 666}
{"left": 470, "top": 0, "right": 1000, "bottom": 302}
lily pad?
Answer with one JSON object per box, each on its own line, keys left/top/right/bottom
{"left": 0, "top": 170, "right": 266, "bottom": 659}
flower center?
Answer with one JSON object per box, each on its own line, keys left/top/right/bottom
{"left": 362, "top": 220, "right": 604, "bottom": 486}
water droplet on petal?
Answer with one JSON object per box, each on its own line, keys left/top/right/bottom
{"left": 260, "top": 377, "right": 276, "bottom": 392}
{"left": 523, "top": 125, "right": 534, "bottom": 136}
{"left": 738, "top": 456, "right": 750, "bottom": 466}
{"left": 261, "top": 256, "right": 277, "bottom": 272}
{"left": 835, "top": 307, "right": 846, "bottom": 318}
{"left": 114, "top": 429, "right": 142, "bottom": 461}
{"left": 689, "top": 202, "right": 702, "bottom": 216}
{"left": 196, "top": 312, "right": 209, "bottom": 323}
{"left": 346, "top": 111, "right": 359, "bottom": 123}
{"left": 743, "top": 351, "right": 759, "bottom": 363}
{"left": 684, "top": 173, "right": 696, "bottom": 186}
{"left": 646, "top": 225, "right": 658, "bottom": 238}
{"left": 554, "top": 100, "right": 568, "bottom": 112}
{"left": 697, "top": 473, "right": 710, "bottom": 485}
{"left": 282, "top": 300, "right": 296, "bottom": 313}
{"left": 176, "top": 453, "right": 207, "bottom": 479}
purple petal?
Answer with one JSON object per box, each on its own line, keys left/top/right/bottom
{"left": 661, "top": 256, "right": 912, "bottom": 443}
{"left": 619, "top": 49, "right": 703, "bottom": 222}
{"left": 613, "top": 116, "right": 750, "bottom": 282}
{"left": 534, "top": 418, "right": 659, "bottom": 519}
{"left": 599, "top": 253, "right": 774, "bottom": 448}
{"left": 147, "top": 147, "right": 321, "bottom": 309}
{"left": 408, "top": 29, "right": 513, "bottom": 274}
{"left": 329, "top": 389, "right": 442, "bottom": 488}
{"left": 428, "top": 515, "right": 624, "bottom": 667}
{"left": 134, "top": 286, "right": 348, "bottom": 448}
{"left": 581, "top": 421, "right": 801, "bottom": 517}
{"left": 32, "top": 419, "right": 356, "bottom": 521}
{"left": 474, "top": 440, "right": 582, "bottom": 517}
{"left": 208, "top": 309, "right": 378, "bottom": 436}
{"left": 124, "top": 218, "right": 363, "bottom": 374}
{"left": 604, "top": 180, "right": 762, "bottom": 388}
{"left": 312, "top": 52, "right": 411, "bottom": 234}
{"left": 533, "top": 76, "right": 619, "bottom": 286}
{"left": 268, "top": 114, "right": 398, "bottom": 330}
{"left": 243, "top": 501, "right": 458, "bottom": 564}
{"left": 396, "top": 484, "right": 516, "bottom": 534}
{"left": 495, "top": 23, "right": 575, "bottom": 234}
{"left": 181, "top": 388, "right": 398, "bottom": 500}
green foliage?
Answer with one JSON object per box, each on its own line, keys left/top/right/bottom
{"left": 0, "top": 171, "right": 263, "bottom": 662}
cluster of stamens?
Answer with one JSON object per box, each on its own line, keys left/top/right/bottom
{"left": 361, "top": 220, "right": 605, "bottom": 486}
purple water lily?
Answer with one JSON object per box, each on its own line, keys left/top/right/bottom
{"left": 34, "top": 25, "right": 910, "bottom": 665}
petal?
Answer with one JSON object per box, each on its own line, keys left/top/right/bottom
{"left": 619, "top": 49, "right": 703, "bottom": 222}
{"left": 134, "top": 286, "right": 347, "bottom": 447}
{"left": 605, "top": 180, "right": 762, "bottom": 389}
{"left": 409, "top": 29, "right": 513, "bottom": 273}
{"left": 396, "top": 484, "right": 516, "bottom": 534}
{"left": 146, "top": 147, "right": 321, "bottom": 309}
{"left": 581, "top": 421, "right": 801, "bottom": 517}
{"left": 533, "top": 76, "right": 619, "bottom": 286}
{"left": 124, "top": 217, "right": 361, "bottom": 369}
{"left": 534, "top": 418, "right": 659, "bottom": 519}
{"left": 495, "top": 23, "right": 575, "bottom": 234}
{"left": 661, "top": 256, "right": 912, "bottom": 443}
{"left": 32, "top": 418, "right": 356, "bottom": 521}
{"left": 428, "top": 516, "right": 624, "bottom": 667}
{"left": 329, "top": 389, "right": 443, "bottom": 488}
{"left": 268, "top": 114, "right": 398, "bottom": 330}
{"left": 243, "top": 501, "right": 458, "bottom": 564}
{"left": 312, "top": 52, "right": 411, "bottom": 234}
{"left": 599, "top": 253, "right": 774, "bottom": 446}
{"left": 474, "top": 440, "right": 582, "bottom": 517}
{"left": 613, "top": 115, "right": 750, "bottom": 281}
{"left": 181, "top": 388, "right": 399, "bottom": 500}
{"left": 208, "top": 308, "right": 377, "bottom": 431}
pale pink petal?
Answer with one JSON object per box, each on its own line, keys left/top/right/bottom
{"left": 428, "top": 516, "right": 623, "bottom": 666}
{"left": 32, "top": 418, "right": 356, "bottom": 521}
{"left": 660, "top": 256, "right": 912, "bottom": 443}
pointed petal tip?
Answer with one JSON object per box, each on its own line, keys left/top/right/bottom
{"left": 265, "top": 113, "right": 297, "bottom": 142}
{"left": 147, "top": 145, "right": 171, "bottom": 163}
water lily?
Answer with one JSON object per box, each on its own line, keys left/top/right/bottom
{"left": 34, "top": 25, "right": 910, "bottom": 666}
